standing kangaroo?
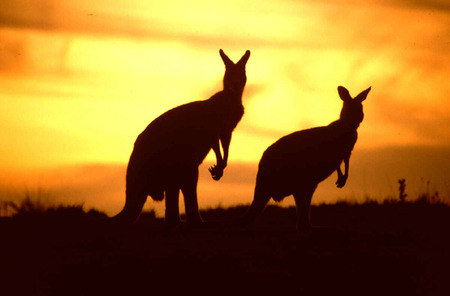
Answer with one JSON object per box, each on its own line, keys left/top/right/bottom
{"left": 114, "top": 49, "right": 251, "bottom": 226}
{"left": 242, "top": 86, "right": 371, "bottom": 234}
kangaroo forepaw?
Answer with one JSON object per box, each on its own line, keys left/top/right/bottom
{"left": 208, "top": 165, "right": 224, "bottom": 181}
{"left": 336, "top": 176, "right": 347, "bottom": 188}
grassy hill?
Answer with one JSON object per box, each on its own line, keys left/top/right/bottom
{"left": 1, "top": 199, "right": 449, "bottom": 295}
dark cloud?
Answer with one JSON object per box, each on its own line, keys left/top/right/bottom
{"left": 0, "top": 1, "right": 148, "bottom": 36}
{"left": 0, "top": 35, "right": 27, "bottom": 72}
{"left": 0, "top": 0, "right": 304, "bottom": 49}
{"left": 0, "top": 0, "right": 58, "bottom": 30}
{"left": 1, "top": 0, "right": 447, "bottom": 55}
{"left": 391, "top": 0, "right": 450, "bottom": 12}
{"left": 374, "top": 94, "right": 450, "bottom": 145}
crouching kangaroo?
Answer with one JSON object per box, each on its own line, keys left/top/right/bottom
{"left": 242, "top": 86, "right": 371, "bottom": 234}
{"left": 114, "top": 49, "right": 251, "bottom": 226}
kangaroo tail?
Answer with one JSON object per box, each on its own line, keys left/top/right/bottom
{"left": 111, "top": 191, "right": 147, "bottom": 224}
{"left": 239, "top": 180, "right": 271, "bottom": 226}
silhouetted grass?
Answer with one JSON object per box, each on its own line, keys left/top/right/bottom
{"left": 5, "top": 195, "right": 106, "bottom": 222}
{"left": 1, "top": 192, "right": 449, "bottom": 296}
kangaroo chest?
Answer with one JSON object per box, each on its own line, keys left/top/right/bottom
{"left": 214, "top": 104, "right": 244, "bottom": 132}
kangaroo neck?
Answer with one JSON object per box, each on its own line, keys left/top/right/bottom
{"left": 331, "top": 119, "right": 360, "bottom": 132}
{"left": 224, "top": 87, "right": 243, "bottom": 97}
{"left": 217, "top": 88, "right": 243, "bottom": 104}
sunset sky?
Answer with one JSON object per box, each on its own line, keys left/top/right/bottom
{"left": 0, "top": 0, "right": 449, "bottom": 215}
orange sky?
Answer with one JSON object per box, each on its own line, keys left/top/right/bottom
{"left": 0, "top": 0, "right": 449, "bottom": 215}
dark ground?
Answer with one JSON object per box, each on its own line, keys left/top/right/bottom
{"left": 1, "top": 201, "right": 449, "bottom": 296}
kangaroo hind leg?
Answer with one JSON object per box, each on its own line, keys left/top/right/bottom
{"left": 180, "top": 166, "right": 203, "bottom": 225}
{"left": 165, "top": 186, "right": 181, "bottom": 227}
{"left": 293, "top": 184, "right": 317, "bottom": 236}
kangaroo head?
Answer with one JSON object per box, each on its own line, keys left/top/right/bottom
{"left": 220, "top": 49, "right": 251, "bottom": 93}
{"left": 338, "top": 86, "right": 371, "bottom": 128}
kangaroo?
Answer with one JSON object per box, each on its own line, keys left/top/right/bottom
{"left": 114, "top": 49, "right": 251, "bottom": 226}
{"left": 242, "top": 86, "right": 371, "bottom": 234}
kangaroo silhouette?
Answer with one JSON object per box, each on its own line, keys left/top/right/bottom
{"left": 242, "top": 86, "right": 371, "bottom": 234}
{"left": 114, "top": 49, "right": 251, "bottom": 226}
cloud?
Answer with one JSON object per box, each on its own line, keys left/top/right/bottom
{"left": 374, "top": 96, "right": 450, "bottom": 145}
{"left": 0, "top": 33, "right": 27, "bottom": 72}
{"left": 0, "top": 0, "right": 60, "bottom": 30}
{"left": 0, "top": 1, "right": 157, "bottom": 37}
{"left": 0, "top": 0, "right": 292, "bottom": 48}
{"left": 2, "top": 0, "right": 448, "bottom": 62}
{"left": 390, "top": 0, "right": 450, "bottom": 11}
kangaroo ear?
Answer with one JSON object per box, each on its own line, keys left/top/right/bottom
{"left": 355, "top": 86, "right": 371, "bottom": 102}
{"left": 220, "top": 49, "right": 234, "bottom": 67}
{"left": 237, "top": 50, "right": 251, "bottom": 66}
{"left": 338, "top": 86, "right": 351, "bottom": 102}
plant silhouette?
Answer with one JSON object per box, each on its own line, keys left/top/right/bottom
{"left": 114, "top": 49, "right": 251, "bottom": 226}
{"left": 242, "top": 85, "right": 371, "bottom": 234}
